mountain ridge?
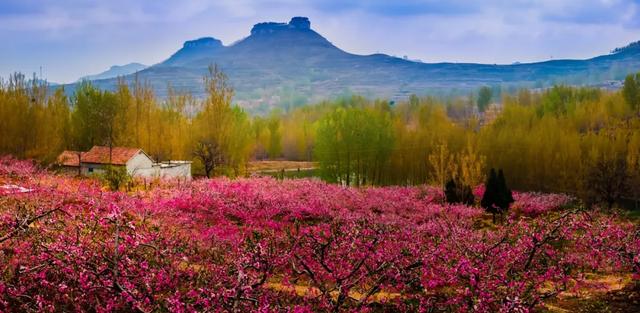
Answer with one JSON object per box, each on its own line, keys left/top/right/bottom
{"left": 79, "top": 63, "right": 148, "bottom": 81}
{"left": 79, "top": 17, "right": 640, "bottom": 113}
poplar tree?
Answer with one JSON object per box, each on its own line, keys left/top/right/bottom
{"left": 623, "top": 73, "right": 640, "bottom": 112}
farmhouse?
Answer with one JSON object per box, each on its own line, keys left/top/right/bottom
{"left": 56, "top": 146, "right": 192, "bottom": 180}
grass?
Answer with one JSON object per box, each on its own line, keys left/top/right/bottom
{"left": 247, "top": 160, "right": 317, "bottom": 173}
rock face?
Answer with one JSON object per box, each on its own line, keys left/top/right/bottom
{"left": 289, "top": 17, "right": 311, "bottom": 29}
{"left": 183, "top": 37, "right": 223, "bottom": 49}
{"left": 251, "top": 17, "right": 311, "bottom": 35}
{"left": 164, "top": 37, "right": 224, "bottom": 66}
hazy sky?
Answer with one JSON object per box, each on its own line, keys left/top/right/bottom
{"left": 1, "top": 0, "right": 639, "bottom": 83}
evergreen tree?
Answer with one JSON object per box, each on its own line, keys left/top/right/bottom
{"left": 445, "top": 178, "right": 475, "bottom": 206}
{"left": 444, "top": 179, "right": 459, "bottom": 204}
{"left": 481, "top": 169, "right": 499, "bottom": 221}
{"left": 461, "top": 184, "right": 475, "bottom": 206}
{"left": 496, "top": 169, "right": 514, "bottom": 213}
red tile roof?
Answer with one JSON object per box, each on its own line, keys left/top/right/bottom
{"left": 57, "top": 151, "right": 85, "bottom": 167}
{"left": 81, "top": 146, "right": 144, "bottom": 165}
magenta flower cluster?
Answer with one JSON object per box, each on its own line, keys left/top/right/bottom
{"left": 1, "top": 157, "right": 638, "bottom": 312}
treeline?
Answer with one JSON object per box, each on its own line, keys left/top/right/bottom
{"left": 307, "top": 83, "right": 640, "bottom": 205}
{"left": 1, "top": 69, "right": 640, "bottom": 203}
{"left": 263, "top": 76, "right": 640, "bottom": 205}
{"left": 0, "top": 67, "right": 252, "bottom": 177}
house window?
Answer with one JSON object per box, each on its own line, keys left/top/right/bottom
{"left": 88, "top": 168, "right": 94, "bottom": 173}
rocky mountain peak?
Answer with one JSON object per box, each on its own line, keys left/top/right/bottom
{"left": 183, "top": 37, "right": 223, "bottom": 49}
{"left": 250, "top": 16, "right": 312, "bottom": 35}
{"left": 289, "top": 17, "right": 311, "bottom": 29}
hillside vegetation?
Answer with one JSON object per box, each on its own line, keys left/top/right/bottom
{"left": 2, "top": 69, "right": 640, "bottom": 207}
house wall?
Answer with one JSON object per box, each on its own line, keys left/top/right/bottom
{"left": 59, "top": 166, "right": 82, "bottom": 175}
{"left": 135, "top": 166, "right": 160, "bottom": 178}
{"left": 159, "top": 163, "right": 192, "bottom": 180}
{"left": 77, "top": 152, "right": 191, "bottom": 180}
{"left": 81, "top": 163, "right": 112, "bottom": 175}
{"left": 126, "top": 152, "right": 154, "bottom": 175}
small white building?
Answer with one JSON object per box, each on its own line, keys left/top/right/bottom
{"left": 57, "top": 146, "right": 192, "bottom": 180}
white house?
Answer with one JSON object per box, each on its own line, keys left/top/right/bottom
{"left": 57, "top": 146, "right": 192, "bottom": 180}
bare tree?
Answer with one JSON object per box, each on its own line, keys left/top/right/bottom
{"left": 193, "top": 140, "right": 225, "bottom": 178}
{"left": 585, "top": 158, "right": 629, "bottom": 209}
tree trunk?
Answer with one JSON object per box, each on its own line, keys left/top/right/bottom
{"left": 77, "top": 152, "right": 82, "bottom": 176}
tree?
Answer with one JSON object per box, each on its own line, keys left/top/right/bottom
{"left": 481, "top": 168, "right": 513, "bottom": 223}
{"left": 100, "top": 165, "right": 131, "bottom": 191}
{"left": 481, "top": 169, "right": 498, "bottom": 219}
{"left": 496, "top": 169, "right": 514, "bottom": 211}
{"left": 444, "top": 178, "right": 474, "bottom": 205}
{"left": 251, "top": 116, "right": 269, "bottom": 160}
{"left": 315, "top": 103, "right": 394, "bottom": 186}
{"left": 266, "top": 111, "right": 283, "bottom": 159}
{"left": 457, "top": 140, "right": 486, "bottom": 187}
{"left": 622, "top": 73, "right": 639, "bottom": 112}
{"left": 585, "top": 158, "right": 629, "bottom": 209}
{"left": 70, "top": 82, "right": 124, "bottom": 152}
{"left": 445, "top": 179, "right": 458, "bottom": 203}
{"left": 477, "top": 86, "right": 493, "bottom": 113}
{"left": 193, "top": 140, "right": 225, "bottom": 178}
{"left": 428, "top": 142, "right": 456, "bottom": 188}
{"left": 192, "top": 65, "right": 251, "bottom": 177}
{"left": 461, "top": 184, "right": 474, "bottom": 206}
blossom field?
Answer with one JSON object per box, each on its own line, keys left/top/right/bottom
{"left": 0, "top": 157, "right": 639, "bottom": 312}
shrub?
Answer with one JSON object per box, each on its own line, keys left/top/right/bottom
{"left": 444, "top": 178, "right": 474, "bottom": 205}
{"left": 100, "top": 165, "right": 131, "bottom": 191}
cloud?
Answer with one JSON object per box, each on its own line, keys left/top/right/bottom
{"left": 0, "top": 0, "right": 638, "bottom": 82}
{"left": 539, "top": 0, "right": 639, "bottom": 26}
{"left": 308, "top": 0, "right": 481, "bottom": 16}
{"left": 0, "top": 0, "right": 219, "bottom": 31}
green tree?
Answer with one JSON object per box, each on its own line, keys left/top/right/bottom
{"left": 71, "top": 82, "right": 124, "bottom": 154}
{"left": 315, "top": 104, "right": 394, "bottom": 186}
{"left": 192, "top": 65, "right": 251, "bottom": 177}
{"left": 623, "top": 73, "right": 640, "bottom": 112}
{"left": 100, "top": 165, "right": 132, "bottom": 191}
{"left": 266, "top": 110, "right": 283, "bottom": 159}
{"left": 41, "top": 88, "right": 71, "bottom": 163}
{"left": 477, "top": 86, "right": 493, "bottom": 113}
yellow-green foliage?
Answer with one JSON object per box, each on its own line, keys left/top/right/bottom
{"left": 1, "top": 70, "right": 640, "bottom": 197}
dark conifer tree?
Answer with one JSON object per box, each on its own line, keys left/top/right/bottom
{"left": 481, "top": 168, "right": 499, "bottom": 222}
{"left": 445, "top": 179, "right": 475, "bottom": 205}
{"left": 496, "top": 169, "right": 514, "bottom": 213}
{"left": 445, "top": 178, "right": 459, "bottom": 204}
{"left": 461, "top": 184, "right": 475, "bottom": 206}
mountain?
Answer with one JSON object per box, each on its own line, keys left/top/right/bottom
{"left": 79, "top": 63, "right": 148, "bottom": 81}
{"left": 82, "top": 17, "right": 640, "bottom": 113}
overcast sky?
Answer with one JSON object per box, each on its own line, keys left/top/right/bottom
{"left": 1, "top": 0, "right": 639, "bottom": 83}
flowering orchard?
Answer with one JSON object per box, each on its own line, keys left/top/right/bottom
{"left": 0, "top": 157, "right": 638, "bottom": 312}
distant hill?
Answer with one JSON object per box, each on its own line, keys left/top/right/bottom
{"left": 79, "top": 63, "right": 147, "bottom": 81}
{"left": 78, "top": 17, "right": 640, "bottom": 113}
